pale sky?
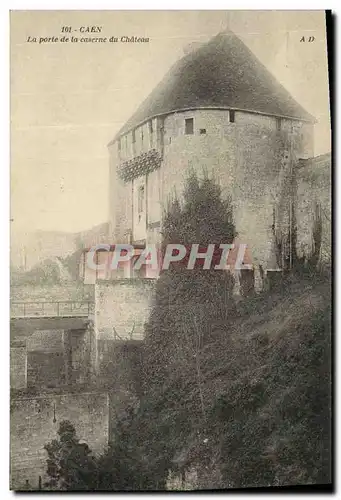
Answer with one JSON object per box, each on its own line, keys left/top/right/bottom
{"left": 10, "top": 10, "right": 331, "bottom": 236}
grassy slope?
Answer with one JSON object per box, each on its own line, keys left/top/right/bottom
{"left": 138, "top": 275, "right": 332, "bottom": 489}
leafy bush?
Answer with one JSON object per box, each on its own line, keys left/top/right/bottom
{"left": 44, "top": 420, "right": 98, "bottom": 490}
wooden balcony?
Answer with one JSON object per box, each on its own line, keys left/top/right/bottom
{"left": 117, "top": 148, "right": 162, "bottom": 182}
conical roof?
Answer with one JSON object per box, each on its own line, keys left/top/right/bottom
{"left": 112, "top": 31, "right": 313, "bottom": 142}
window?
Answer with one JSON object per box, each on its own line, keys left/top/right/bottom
{"left": 200, "top": 128, "right": 206, "bottom": 135}
{"left": 148, "top": 121, "right": 154, "bottom": 148}
{"left": 185, "top": 118, "right": 194, "bottom": 135}
{"left": 132, "top": 129, "right": 136, "bottom": 143}
{"left": 138, "top": 185, "right": 145, "bottom": 217}
{"left": 157, "top": 117, "right": 165, "bottom": 149}
{"left": 117, "top": 139, "right": 121, "bottom": 152}
{"left": 276, "top": 118, "right": 282, "bottom": 131}
{"left": 160, "top": 126, "right": 164, "bottom": 148}
{"left": 229, "top": 110, "right": 235, "bottom": 123}
{"left": 141, "top": 129, "right": 144, "bottom": 147}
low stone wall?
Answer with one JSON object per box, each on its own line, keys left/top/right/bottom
{"left": 10, "top": 390, "right": 109, "bottom": 491}
{"left": 11, "top": 283, "right": 94, "bottom": 302}
{"left": 94, "top": 279, "right": 155, "bottom": 340}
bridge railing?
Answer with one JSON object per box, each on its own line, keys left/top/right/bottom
{"left": 10, "top": 301, "right": 95, "bottom": 318}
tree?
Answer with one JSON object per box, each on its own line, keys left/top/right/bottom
{"left": 144, "top": 173, "right": 237, "bottom": 386}
{"left": 44, "top": 420, "right": 98, "bottom": 491}
{"left": 96, "top": 404, "right": 157, "bottom": 491}
{"left": 131, "top": 173, "right": 238, "bottom": 487}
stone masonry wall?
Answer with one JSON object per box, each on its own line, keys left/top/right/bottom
{"left": 109, "top": 109, "right": 314, "bottom": 271}
{"left": 11, "top": 327, "right": 91, "bottom": 390}
{"left": 161, "top": 109, "right": 313, "bottom": 271}
{"left": 94, "top": 279, "right": 155, "bottom": 341}
{"left": 10, "top": 391, "right": 109, "bottom": 491}
{"left": 10, "top": 343, "right": 27, "bottom": 389}
{"left": 296, "top": 154, "right": 331, "bottom": 265}
{"left": 108, "top": 141, "right": 133, "bottom": 243}
{"left": 11, "top": 283, "right": 94, "bottom": 302}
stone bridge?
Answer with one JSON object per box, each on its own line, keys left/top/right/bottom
{"left": 10, "top": 293, "right": 148, "bottom": 392}
{"left": 10, "top": 301, "right": 95, "bottom": 390}
{"left": 11, "top": 300, "right": 94, "bottom": 319}
{"left": 10, "top": 282, "right": 153, "bottom": 491}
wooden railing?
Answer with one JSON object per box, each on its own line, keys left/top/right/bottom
{"left": 10, "top": 301, "right": 94, "bottom": 319}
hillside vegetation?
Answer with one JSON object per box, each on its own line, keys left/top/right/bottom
{"left": 132, "top": 275, "right": 331, "bottom": 489}
{"left": 43, "top": 174, "right": 331, "bottom": 490}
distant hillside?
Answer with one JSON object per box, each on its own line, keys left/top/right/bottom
{"left": 11, "top": 230, "right": 77, "bottom": 271}
{"left": 11, "top": 222, "right": 109, "bottom": 272}
{"left": 10, "top": 257, "right": 73, "bottom": 286}
{"left": 76, "top": 222, "right": 110, "bottom": 250}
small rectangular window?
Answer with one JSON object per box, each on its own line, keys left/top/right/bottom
{"left": 132, "top": 129, "right": 136, "bottom": 143}
{"left": 200, "top": 128, "right": 206, "bottom": 135}
{"left": 138, "top": 185, "right": 145, "bottom": 215}
{"left": 160, "top": 126, "right": 164, "bottom": 147}
{"left": 185, "top": 118, "right": 194, "bottom": 135}
{"left": 148, "top": 121, "right": 154, "bottom": 148}
{"left": 229, "top": 110, "right": 235, "bottom": 123}
{"left": 276, "top": 118, "right": 281, "bottom": 131}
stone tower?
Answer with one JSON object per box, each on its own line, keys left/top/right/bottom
{"left": 82, "top": 30, "right": 331, "bottom": 381}
{"left": 107, "top": 30, "right": 315, "bottom": 275}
